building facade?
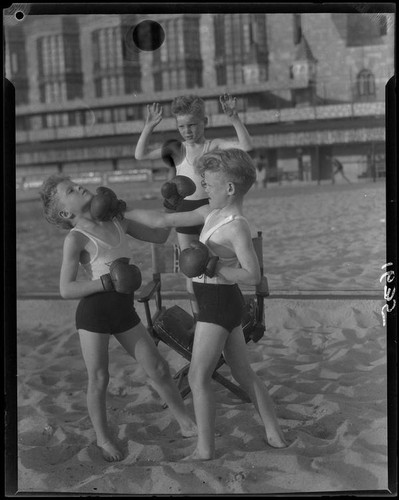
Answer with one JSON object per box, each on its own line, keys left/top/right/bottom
{"left": 5, "top": 10, "right": 395, "bottom": 183}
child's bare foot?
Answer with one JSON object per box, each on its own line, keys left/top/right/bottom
{"left": 97, "top": 440, "right": 124, "bottom": 462}
{"left": 182, "top": 448, "right": 215, "bottom": 461}
{"left": 266, "top": 432, "right": 288, "bottom": 449}
{"left": 179, "top": 420, "right": 197, "bottom": 438}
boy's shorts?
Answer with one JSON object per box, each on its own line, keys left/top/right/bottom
{"left": 176, "top": 198, "right": 209, "bottom": 235}
{"left": 76, "top": 291, "right": 141, "bottom": 334}
{"left": 192, "top": 282, "right": 245, "bottom": 333}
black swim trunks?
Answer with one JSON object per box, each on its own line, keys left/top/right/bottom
{"left": 176, "top": 198, "right": 209, "bottom": 235}
{"left": 192, "top": 282, "right": 245, "bottom": 333}
{"left": 76, "top": 291, "right": 141, "bottom": 334}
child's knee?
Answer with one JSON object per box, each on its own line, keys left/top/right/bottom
{"left": 230, "top": 365, "right": 255, "bottom": 386}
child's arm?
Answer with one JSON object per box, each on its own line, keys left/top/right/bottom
{"left": 215, "top": 220, "right": 261, "bottom": 285}
{"left": 213, "top": 94, "right": 253, "bottom": 152}
{"left": 124, "top": 204, "right": 209, "bottom": 231}
{"left": 59, "top": 232, "right": 103, "bottom": 299}
{"left": 134, "top": 103, "right": 163, "bottom": 160}
{"left": 120, "top": 218, "right": 171, "bottom": 244}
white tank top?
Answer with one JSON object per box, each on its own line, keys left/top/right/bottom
{"left": 175, "top": 139, "right": 212, "bottom": 200}
{"left": 70, "top": 219, "right": 131, "bottom": 280}
{"left": 192, "top": 210, "right": 249, "bottom": 285}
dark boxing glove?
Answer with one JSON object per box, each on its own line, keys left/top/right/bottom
{"left": 161, "top": 175, "right": 196, "bottom": 211}
{"left": 90, "top": 187, "right": 127, "bottom": 221}
{"left": 179, "top": 241, "right": 219, "bottom": 278}
{"left": 101, "top": 257, "right": 142, "bottom": 294}
{"left": 161, "top": 139, "right": 182, "bottom": 168}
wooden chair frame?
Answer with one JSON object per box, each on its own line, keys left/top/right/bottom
{"left": 137, "top": 231, "right": 269, "bottom": 403}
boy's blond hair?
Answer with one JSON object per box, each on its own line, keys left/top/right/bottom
{"left": 171, "top": 95, "right": 206, "bottom": 119}
{"left": 39, "top": 174, "right": 73, "bottom": 230}
{"left": 196, "top": 148, "right": 256, "bottom": 196}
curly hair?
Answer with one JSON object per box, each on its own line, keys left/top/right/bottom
{"left": 171, "top": 95, "right": 206, "bottom": 119}
{"left": 196, "top": 148, "right": 256, "bottom": 196}
{"left": 39, "top": 174, "right": 73, "bottom": 230}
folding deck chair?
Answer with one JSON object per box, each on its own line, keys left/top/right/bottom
{"left": 137, "top": 231, "right": 269, "bottom": 403}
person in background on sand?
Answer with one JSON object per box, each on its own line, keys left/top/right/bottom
{"left": 328, "top": 155, "right": 351, "bottom": 184}
{"left": 255, "top": 154, "right": 268, "bottom": 189}
{"left": 303, "top": 155, "right": 311, "bottom": 182}
{"left": 126, "top": 148, "right": 287, "bottom": 460}
{"left": 39, "top": 176, "right": 196, "bottom": 462}
{"left": 134, "top": 94, "right": 253, "bottom": 317}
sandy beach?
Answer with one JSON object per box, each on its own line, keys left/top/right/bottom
{"left": 12, "top": 180, "right": 392, "bottom": 495}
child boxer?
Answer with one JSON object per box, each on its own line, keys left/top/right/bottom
{"left": 40, "top": 177, "right": 196, "bottom": 462}
{"left": 125, "top": 149, "right": 287, "bottom": 460}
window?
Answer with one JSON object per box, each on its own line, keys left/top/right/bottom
{"left": 153, "top": 71, "right": 163, "bottom": 92}
{"left": 186, "top": 65, "right": 202, "bottom": 89}
{"left": 94, "top": 78, "right": 102, "bottom": 98}
{"left": 37, "top": 33, "right": 82, "bottom": 103}
{"left": 8, "top": 41, "right": 29, "bottom": 105}
{"left": 293, "top": 14, "right": 302, "bottom": 45}
{"left": 67, "top": 110, "right": 86, "bottom": 126}
{"left": 103, "top": 108, "right": 112, "bottom": 123}
{"left": 125, "top": 105, "right": 141, "bottom": 121}
{"left": 92, "top": 27, "right": 126, "bottom": 97}
{"left": 214, "top": 13, "right": 268, "bottom": 86}
{"left": 46, "top": 113, "right": 68, "bottom": 128}
{"left": 16, "top": 116, "right": 29, "bottom": 131}
{"left": 357, "top": 69, "right": 376, "bottom": 97}
{"left": 379, "top": 16, "right": 387, "bottom": 36}
{"left": 37, "top": 35, "right": 65, "bottom": 78}
{"left": 216, "top": 64, "right": 227, "bottom": 86}
{"left": 347, "top": 14, "right": 387, "bottom": 46}
{"left": 214, "top": 15, "right": 226, "bottom": 59}
{"left": 124, "top": 70, "right": 141, "bottom": 94}
{"left": 153, "top": 16, "right": 202, "bottom": 92}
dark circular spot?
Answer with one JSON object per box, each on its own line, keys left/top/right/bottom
{"left": 132, "top": 20, "right": 165, "bottom": 51}
{"left": 15, "top": 11, "right": 25, "bottom": 20}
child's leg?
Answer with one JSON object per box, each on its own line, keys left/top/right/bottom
{"left": 78, "top": 330, "right": 123, "bottom": 461}
{"left": 186, "top": 321, "right": 230, "bottom": 460}
{"left": 115, "top": 322, "right": 196, "bottom": 436}
{"left": 223, "top": 326, "right": 287, "bottom": 448}
{"left": 177, "top": 232, "right": 200, "bottom": 317}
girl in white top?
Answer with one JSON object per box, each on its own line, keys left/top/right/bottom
{"left": 128, "top": 148, "right": 287, "bottom": 460}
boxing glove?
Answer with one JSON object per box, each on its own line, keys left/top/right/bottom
{"left": 161, "top": 139, "right": 182, "bottom": 168}
{"left": 161, "top": 175, "right": 196, "bottom": 211}
{"left": 101, "top": 257, "right": 142, "bottom": 294}
{"left": 90, "top": 187, "right": 127, "bottom": 221}
{"left": 179, "top": 241, "right": 219, "bottom": 278}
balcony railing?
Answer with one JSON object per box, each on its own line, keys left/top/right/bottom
{"left": 16, "top": 101, "right": 385, "bottom": 145}
{"left": 16, "top": 168, "right": 155, "bottom": 190}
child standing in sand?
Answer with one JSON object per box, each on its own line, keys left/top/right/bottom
{"left": 40, "top": 176, "right": 196, "bottom": 462}
{"left": 135, "top": 94, "right": 253, "bottom": 316}
{"left": 126, "top": 148, "right": 287, "bottom": 460}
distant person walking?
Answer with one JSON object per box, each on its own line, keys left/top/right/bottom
{"left": 255, "top": 154, "right": 268, "bottom": 189}
{"left": 328, "top": 156, "right": 351, "bottom": 184}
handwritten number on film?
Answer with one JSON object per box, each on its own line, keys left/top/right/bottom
{"left": 380, "top": 263, "right": 396, "bottom": 326}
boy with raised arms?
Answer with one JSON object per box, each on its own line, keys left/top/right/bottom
{"left": 135, "top": 94, "right": 253, "bottom": 316}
